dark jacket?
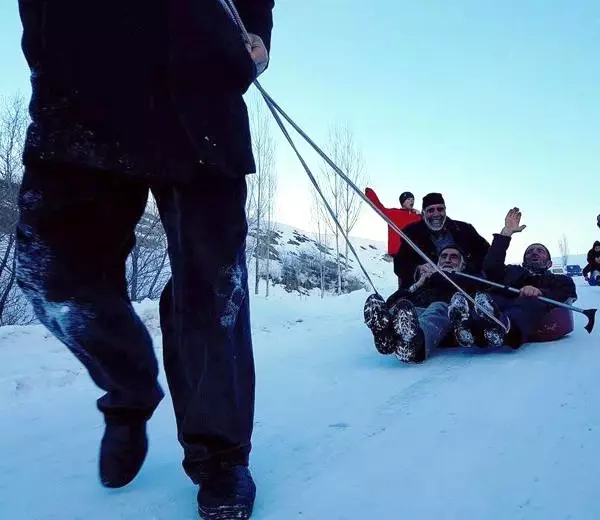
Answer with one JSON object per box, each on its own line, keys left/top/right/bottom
{"left": 393, "top": 217, "right": 490, "bottom": 288}
{"left": 18, "top": 0, "right": 274, "bottom": 183}
{"left": 483, "top": 234, "right": 577, "bottom": 303}
{"left": 587, "top": 242, "right": 600, "bottom": 264}
{"left": 387, "top": 270, "right": 481, "bottom": 309}
{"left": 583, "top": 261, "right": 600, "bottom": 278}
{"left": 584, "top": 242, "right": 600, "bottom": 277}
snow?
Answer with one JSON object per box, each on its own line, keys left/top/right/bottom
{"left": 1, "top": 276, "right": 600, "bottom": 519}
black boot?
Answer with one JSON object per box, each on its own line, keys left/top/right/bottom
{"left": 391, "top": 299, "right": 426, "bottom": 363}
{"left": 448, "top": 293, "right": 475, "bottom": 346}
{"left": 99, "top": 417, "right": 148, "bottom": 488}
{"left": 197, "top": 465, "right": 256, "bottom": 520}
{"left": 363, "top": 293, "right": 398, "bottom": 355}
{"left": 473, "top": 292, "right": 510, "bottom": 347}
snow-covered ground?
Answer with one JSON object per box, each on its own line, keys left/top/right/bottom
{"left": 1, "top": 276, "right": 600, "bottom": 519}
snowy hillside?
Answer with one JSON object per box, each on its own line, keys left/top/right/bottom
{"left": 2, "top": 274, "right": 600, "bottom": 519}
{"left": 247, "top": 222, "right": 391, "bottom": 294}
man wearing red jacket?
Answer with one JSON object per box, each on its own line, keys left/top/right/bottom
{"left": 365, "top": 188, "right": 421, "bottom": 256}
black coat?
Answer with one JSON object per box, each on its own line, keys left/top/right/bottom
{"left": 387, "top": 270, "right": 482, "bottom": 309}
{"left": 18, "top": 0, "right": 274, "bottom": 183}
{"left": 583, "top": 242, "right": 600, "bottom": 277}
{"left": 393, "top": 217, "right": 490, "bottom": 288}
{"left": 483, "top": 234, "right": 577, "bottom": 303}
{"left": 587, "top": 242, "right": 600, "bottom": 264}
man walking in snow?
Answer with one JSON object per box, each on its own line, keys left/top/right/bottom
{"left": 449, "top": 208, "right": 577, "bottom": 349}
{"left": 364, "top": 244, "right": 481, "bottom": 363}
{"left": 364, "top": 187, "right": 421, "bottom": 256}
{"left": 15, "top": 1, "right": 274, "bottom": 518}
{"left": 393, "top": 193, "right": 490, "bottom": 289}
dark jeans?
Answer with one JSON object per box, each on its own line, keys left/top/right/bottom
{"left": 15, "top": 162, "right": 254, "bottom": 482}
{"left": 415, "top": 302, "right": 452, "bottom": 356}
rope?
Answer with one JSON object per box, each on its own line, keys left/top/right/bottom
{"left": 215, "top": 0, "right": 509, "bottom": 333}
{"left": 260, "top": 91, "right": 381, "bottom": 296}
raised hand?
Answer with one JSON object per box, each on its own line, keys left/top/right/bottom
{"left": 501, "top": 207, "right": 526, "bottom": 236}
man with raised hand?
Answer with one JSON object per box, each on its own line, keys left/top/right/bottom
{"left": 449, "top": 208, "right": 576, "bottom": 349}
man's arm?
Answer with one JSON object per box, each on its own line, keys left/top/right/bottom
{"left": 483, "top": 207, "right": 526, "bottom": 281}
{"left": 393, "top": 224, "right": 424, "bottom": 287}
{"left": 235, "top": 0, "right": 275, "bottom": 51}
{"left": 483, "top": 234, "right": 511, "bottom": 282}
{"left": 365, "top": 187, "right": 386, "bottom": 212}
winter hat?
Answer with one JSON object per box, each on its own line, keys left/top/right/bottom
{"left": 422, "top": 193, "right": 445, "bottom": 210}
{"left": 439, "top": 243, "right": 465, "bottom": 258}
{"left": 399, "top": 191, "right": 415, "bottom": 205}
{"left": 523, "top": 243, "right": 551, "bottom": 262}
{"left": 438, "top": 243, "right": 466, "bottom": 271}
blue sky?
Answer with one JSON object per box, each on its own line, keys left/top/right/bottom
{"left": 1, "top": 1, "right": 599, "bottom": 261}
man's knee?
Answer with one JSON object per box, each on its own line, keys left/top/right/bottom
{"left": 16, "top": 236, "right": 60, "bottom": 301}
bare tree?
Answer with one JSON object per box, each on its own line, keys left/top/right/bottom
{"left": 320, "top": 140, "right": 342, "bottom": 293}
{"left": 247, "top": 93, "right": 277, "bottom": 295}
{"left": 263, "top": 166, "right": 277, "bottom": 297}
{"left": 336, "top": 124, "right": 366, "bottom": 280}
{"left": 311, "top": 185, "right": 330, "bottom": 299}
{"left": 0, "top": 94, "right": 34, "bottom": 325}
{"left": 558, "top": 234, "right": 569, "bottom": 267}
{"left": 319, "top": 122, "right": 366, "bottom": 294}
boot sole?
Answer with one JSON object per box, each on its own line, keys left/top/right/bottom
{"left": 364, "top": 294, "right": 397, "bottom": 355}
{"left": 198, "top": 503, "right": 253, "bottom": 520}
{"left": 475, "top": 293, "right": 508, "bottom": 347}
{"left": 448, "top": 297, "right": 474, "bottom": 347}
{"left": 392, "top": 301, "right": 425, "bottom": 363}
{"left": 364, "top": 295, "right": 391, "bottom": 334}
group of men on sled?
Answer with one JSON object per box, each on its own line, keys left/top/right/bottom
{"left": 363, "top": 189, "right": 577, "bottom": 364}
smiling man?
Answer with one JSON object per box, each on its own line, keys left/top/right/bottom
{"left": 364, "top": 244, "right": 481, "bottom": 364}
{"left": 393, "top": 193, "right": 490, "bottom": 288}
